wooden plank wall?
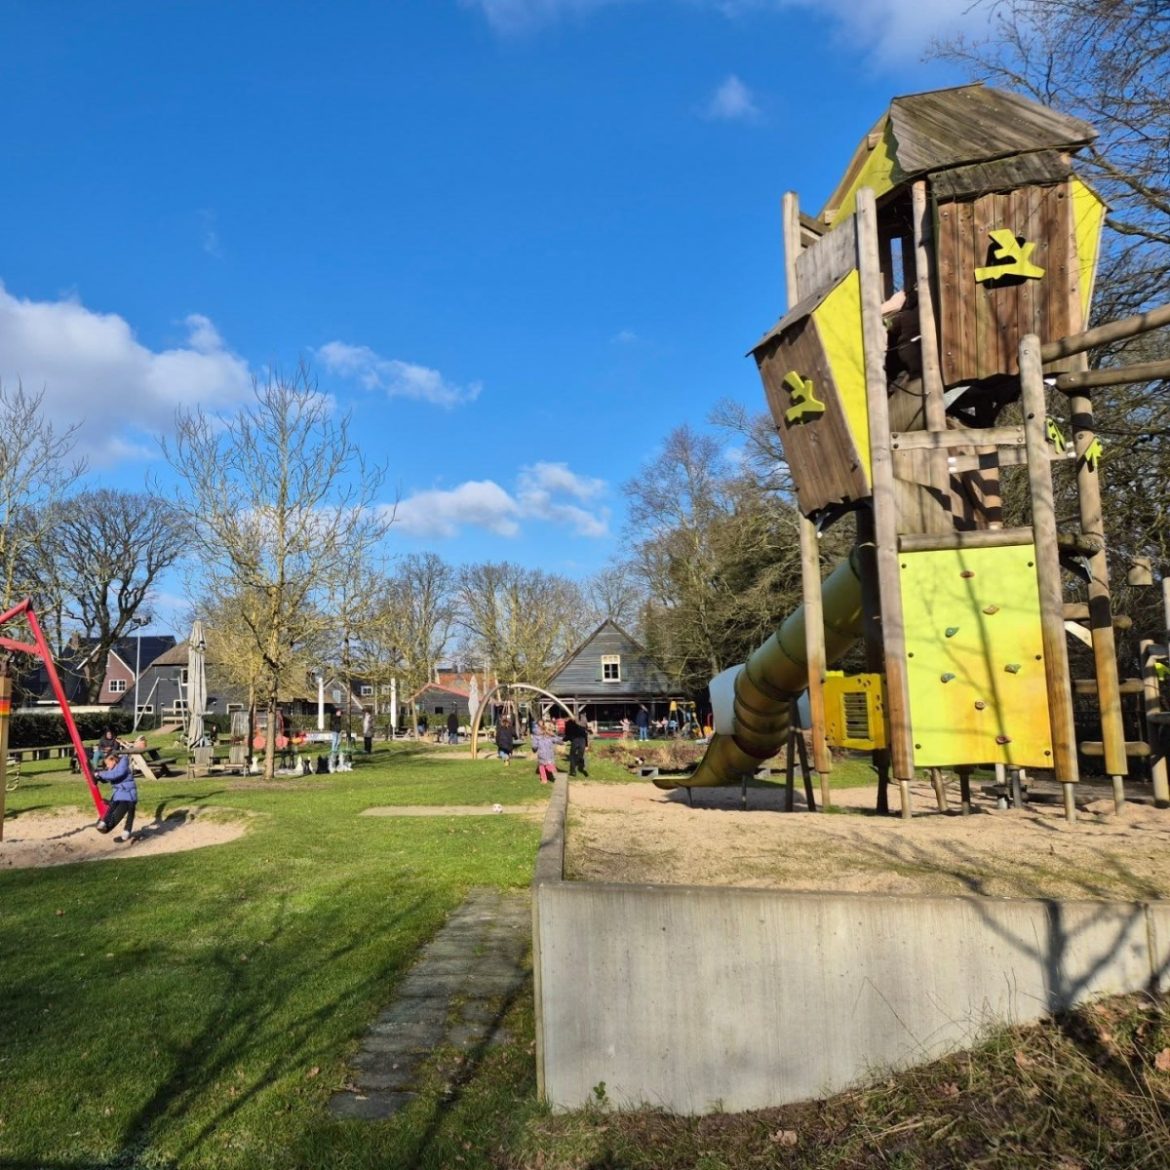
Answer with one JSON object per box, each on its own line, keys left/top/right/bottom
{"left": 755, "top": 317, "right": 869, "bottom": 517}
{"left": 936, "top": 181, "right": 1073, "bottom": 385}
{"left": 793, "top": 216, "right": 858, "bottom": 304}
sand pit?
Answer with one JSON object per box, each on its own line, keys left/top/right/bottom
{"left": 565, "top": 776, "right": 1170, "bottom": 901}
{"left": 0, "top": 806, "right": 251, "bottom": 870}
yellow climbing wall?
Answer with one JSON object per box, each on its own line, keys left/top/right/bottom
{"left": 900, "top": 545, "right": 1054, "bottom": 769}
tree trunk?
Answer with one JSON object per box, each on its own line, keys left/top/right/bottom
{"left": 264, "top": 685, "right": 278, "bottom": 780}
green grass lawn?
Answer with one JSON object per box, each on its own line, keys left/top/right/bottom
{"left": 6, "top": 740, "right": 1166, "bottom": 1170}
{"left": 0, "top": 741, "right": 559, "bottom": 1170}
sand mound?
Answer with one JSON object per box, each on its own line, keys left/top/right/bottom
{"left": 0, "top": 806, "right": 250, "bottom": 870}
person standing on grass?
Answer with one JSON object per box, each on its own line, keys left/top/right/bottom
{"left": 532, "top": 721, "right": 558, "bottom": 784}
{"left": 447, "top": 710, "right": 459, "bottom": 744}
{"left": 635, "top": 704, "right": 650, "bottom": 741}
{"left": 564, "top": 715, "right": 589, "bottom": 778}
{"left": 495, "top": 719, "right": 515, "bottom": 766}
{"left": 93, "top": 726, "right": 119, "bottom": 768}
{"left": 330, "top": 708, "right": 342, "bottom": 757}
{"left": 94, "top": 751, "right": 137, "bottom": 843}
{"left": 362, "top": 708, "right": 374, "bottom": 754}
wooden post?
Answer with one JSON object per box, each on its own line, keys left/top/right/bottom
{"left": 1142, "top": 639, "right": 1170, "bottom": 808}
{"left": 858, "top": 187, "right": 914, "bottom": 819}
{"left": 929, "top": 766, "right": 947, "bottom": 812}
{"left": 1019, "top": 333, "right": 1079, "bottom": 822}
{"left": 856, "top": 508, "right": 891, "bottom": 815}
{"left": 0, "top": 661, "right": 9, "bottom": 841}
{"left": 957, "top": 765, "right": 972, "bottom": 815}
{"left": 911, "top": 179, "right": 952, "bottom": 520}
{"left": 1065, "top": 358, "right": 1127, "bottom": 813}
{"left": 784, "top": 190, "right": 834, "bottom": 810}
{"left": 784, "top": 707, "right": 797, "bottom": 813}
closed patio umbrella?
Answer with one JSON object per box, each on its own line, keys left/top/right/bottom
{"left": 186, "top": 619, "right": 208, "bottom": 748}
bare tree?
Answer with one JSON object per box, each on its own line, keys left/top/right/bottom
{"left": 28, "top": 489, "right": 185, "bottom": 701}
{"left": 380, "top": 553, "right": 456, "bottom": 726}
{"left": 163, "top": 365, "right": 392, "bottom": 779}
{"left": 0, "top": 382, "right": 86, "bottom": 614}
{"left": 939, "top": 1, "right": 1170, "bottom": 315}
{"left": 584, "top": 560, "right": 646, "bottom": 633}
{"left": 456, "top": 562, "right": 588, "bottom": 688}
{"left": 623, "top": 424, "right": 815, "bottom": 695}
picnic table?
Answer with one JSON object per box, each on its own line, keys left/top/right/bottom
{"left": 117, "top": 745, "right": 180, "bottom": 781}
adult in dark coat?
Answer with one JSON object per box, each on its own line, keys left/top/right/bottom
{"left": 564, "top": 717, "right": 589, "bottom": 777}
{"left": 446, "top": 710, "right": 459, "bottom": 744}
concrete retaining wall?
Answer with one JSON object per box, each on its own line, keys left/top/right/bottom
{"left": 532, "top": 779, "right": 1170, "bottom": 1114}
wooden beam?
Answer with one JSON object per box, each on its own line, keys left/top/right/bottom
{"left": 890, "top": 425, "right": 1025, "bottom": 452}
{"left": 1041, "top": 302, "right": 1170, "bottom": 362}
{"left": 1054, "top": 359, "right": 1170, "bottom": 391}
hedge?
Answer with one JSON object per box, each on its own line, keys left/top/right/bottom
{"left": 7, "top": 710, "right": 136, "bottom": 749}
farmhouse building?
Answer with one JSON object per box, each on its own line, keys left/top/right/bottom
{"left": 546, "top": 619, "right": 682, "bottom": 729}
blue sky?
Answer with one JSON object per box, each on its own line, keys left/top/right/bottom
{"left": 2, "top": 0, "right": 991, "bottom": 632}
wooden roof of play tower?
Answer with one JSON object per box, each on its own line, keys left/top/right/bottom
{"left": 819, "top": 84, "right": 1097, "bottom": 225}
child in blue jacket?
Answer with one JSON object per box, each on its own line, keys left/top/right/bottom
{"left": 94, "top": 751, "right": 138, "bottom": 842}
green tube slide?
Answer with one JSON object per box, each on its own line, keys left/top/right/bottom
{"left": 654, "top": 549, "right": 866, "bottom": 790}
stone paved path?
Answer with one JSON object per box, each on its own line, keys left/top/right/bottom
{"left": 329, "top": 887, "right": 532, "bottom": 1120}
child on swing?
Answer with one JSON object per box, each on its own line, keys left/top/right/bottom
{"left": 94, "top": 750, "right": 137, "bottom": 843}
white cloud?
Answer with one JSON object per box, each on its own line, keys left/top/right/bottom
{"left": 779, "top": 0, "right": 988, "bottom": 63}
{"left": 318, "top": 341, "right": 481, "bottom": 409}
{"left": 198, "top": 209, "right": 223, "bottom": 259}
{"left": 394, "top": 462, "right": 610, "bottom": 539}
{"left": 460, "top": 0, "right": 630, "bottom": 34}
{"left": 465, "top": 0, "right": 988, "bottom": 63}
{"left": 611, "top": 328, "right": 640, "bottom": 345}
{"left": 0, "top": 284, "right": 253, "bottom": 464}
{"left": 394, "top": 480, "right": 521, "bottom": 538}
{"left": 704, "top": 74, "right": 760, "bottom": 122}
{"left": 518, "top": 461, "right": 606, "bottom": 502}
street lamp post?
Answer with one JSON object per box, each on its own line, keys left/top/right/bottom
{"left": 129, "top": 618, "right": 149, "bottom": 732}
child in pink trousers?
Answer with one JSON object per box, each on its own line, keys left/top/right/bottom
{"left": 532, "top": 723, "right": 558, "bottom": 784}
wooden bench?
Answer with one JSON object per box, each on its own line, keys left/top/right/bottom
{"left": 8, "top": 743, "right": 78, "bottom": 764}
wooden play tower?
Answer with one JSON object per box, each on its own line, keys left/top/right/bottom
{"left": 667, "top": 84, "right": 1170, "bottom": 821}
{"left": 764, "top": 83, "right": 1170, "bottom": 821}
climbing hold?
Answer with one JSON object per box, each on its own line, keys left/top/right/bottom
{"left": 960, "top": 570, "right": 975, "bottom": 579}
{"left": 995, "top": 735, "right": 1013, "bottom": 745}
{"left": 982, "top": 605, "right": 1000, "bottom": 615}
{"left": 1004, "top": 663, "right": 1021, "bottom": 674}
{"left": 945, "top": 626, "right": 959, "bottom": 638}
{"left": 974, "top": 700, "right": 987, "bottom": 710}
{"left": 940, "top": 673, "right": 956, "bottom": 683}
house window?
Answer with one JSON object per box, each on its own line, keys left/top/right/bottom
{"left": 179, "top": 668, "right": 189, "bottom": 686}
{"left": 136, "top": 704, "right": 154, "bottom": 716}
{"left": 360, "top": 685, "right": 373, "bottom": 697}
{"left": 434, "top": 706, "right": 444, "bottom": 715}
{"left": 602, "top": 655, "right": 621, "bottom": 682}
{"left": 108, "top": 679, "right": 127, "bottom": 693}
{"left": 379, "top": 684, "right": 392, "bottom": 694}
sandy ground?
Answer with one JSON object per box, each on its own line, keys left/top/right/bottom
{"left": 0, "top": 806, "right": 250, "bottom": 870}
{"left": 565, "top": 775, "right": 1170, "bottom": 901}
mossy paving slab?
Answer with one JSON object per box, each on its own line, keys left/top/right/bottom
{"left": 329, "top": 887, "right": 531, "bottom": 1120}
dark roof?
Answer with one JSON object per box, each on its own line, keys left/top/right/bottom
{"left": 109, "top": 635, "right": 177, "bottom": 671}
{"left": 893, "top": 84, "right": 1092, "bottom": 173}
{"left": 821, "top": 84, "right": 1096, "bottom": 219}
{"left": 144, "top": 641, "right": 191, "bottom": 668}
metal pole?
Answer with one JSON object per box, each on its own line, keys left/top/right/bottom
{"left": 132, "top": 633, "right": 142, "bottom": 732}
{"left": 0, "top": 661, "right": 10, "bottom": 841}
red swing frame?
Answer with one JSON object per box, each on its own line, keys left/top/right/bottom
{"left": 0, "top": 599, "right": 107, "bottom": 817}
